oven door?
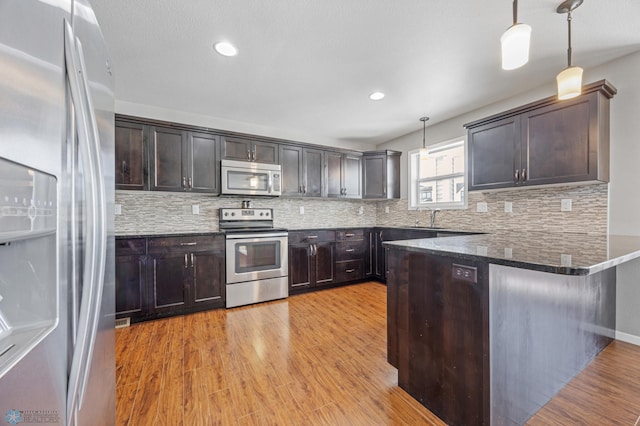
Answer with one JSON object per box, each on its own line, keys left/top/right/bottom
{"left": 225, "top": 232, "right": 288, "bottom": 284}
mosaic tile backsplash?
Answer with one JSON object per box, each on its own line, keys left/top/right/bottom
{"left": 115, "top": 183, "right": 608, "bottom": 236}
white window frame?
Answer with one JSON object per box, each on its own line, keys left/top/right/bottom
{"left": 408, "top": 136, "right": 467, "bottom": 210}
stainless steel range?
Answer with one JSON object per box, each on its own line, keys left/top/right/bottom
{"left": 220, "top": 207, "right": 288, "bottom": 308}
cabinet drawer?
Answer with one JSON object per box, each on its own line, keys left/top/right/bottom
{"left": 335, "top": 241, "right": 366, "bottom": 261}
{"left": 335, "top": 260, "right": 364, "bottom": 282}
{"left": 336, "top": 229, "right": 364, "bottom": 241}
{"left": 288, "top": 230, "right": 335, "bottom": 244}
{"left": 148, "top": 235, "right": 222, "bottom": 253}
{"left": 116, "top": 238, "right": 146, "bottom": 256}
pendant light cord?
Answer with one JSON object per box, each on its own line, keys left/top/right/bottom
{"left": 422, "top": 119, "right": 426, "bottom": 149}
{"left": 512, "top": 0, "right": 518, "bottom": 25}
{"left": 567, "top": 11, "right": 573, "bottom": 67}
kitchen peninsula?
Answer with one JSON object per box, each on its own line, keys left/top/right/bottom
{"left": 385, "top": 232, "right": 640, "bottom": 426}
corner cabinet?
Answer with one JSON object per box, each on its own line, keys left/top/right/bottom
{"left": 362, "top": 150, "right": 401, "bottom": 199}
{"left": 465, "top": 80, "right": 616, "bottom": 192}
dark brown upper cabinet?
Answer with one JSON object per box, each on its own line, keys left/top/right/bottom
{"left": 222, "top": 136, "right": 278, "bottom": 164}
{"left": 279, "top": 145, "right": 324, "bottom": 197}
{"left": 115, "top": 120, "right": 148, "bottom": 190}
{"left": 362, "top": 150, "right": 401, "bottom": 199}
{"left": 149, "top": 126, "right": 220, "bottom": 193}
{"left": 326, "top": 151, "right": 362, "bottom": 198}
{"left": 465, "top": 80, "right": 616, "bottom": 192}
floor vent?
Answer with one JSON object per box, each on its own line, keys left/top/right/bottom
{"left": 115, "top": 318, "right": 130, "bottom": 329}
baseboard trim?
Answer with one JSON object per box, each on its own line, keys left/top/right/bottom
{"left": 615, "top": 331, "right": 640, "bottom": 346}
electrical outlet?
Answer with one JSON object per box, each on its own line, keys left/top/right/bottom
{"left": 114, "top": 204, "right": 122, "bottom": 215}
{"left": 504, "top": 247, "right": 513, "bottom": 258}
{"left": 561, "top": 254, "right": 572, "bottom": 267}
{"left": 358, "top": 206, "right": 364, "bottom": 215}
{"left": 504, "top": 201, "right": 512, "bottom": 213}
{"left": 385, "top": 206, "right": 390, "bottom": 213}
{"left": 477, "top": 202, "right": 488, "bottom": 213}
{"left": 299, "top": 206, "right": 304, "bottom": 215}
{"left": 192, "top": 204, "right": 200, "bottom": 215}
{"left": 561, "top": 199, "right": 572, "bottom": 212}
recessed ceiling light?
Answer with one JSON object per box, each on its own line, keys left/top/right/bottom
{"left": 369, "top": 92, "right": 385, "bottom": 101}
{"left": 214, "top": 41, "right": 238, "bottom": 57}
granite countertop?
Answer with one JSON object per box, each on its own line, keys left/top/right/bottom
{"left": 384, "top": 232, "right": 640, "bottom": 275}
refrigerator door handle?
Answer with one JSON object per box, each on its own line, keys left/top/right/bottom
{"left": 63, "top": 20, "right": 108, "bottom": 418}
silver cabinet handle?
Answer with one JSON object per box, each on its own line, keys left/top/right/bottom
{"left": 521, "top": 168, "right": 527, "bottom": 182}
{"left": 302, "top": 185, "right": 306, "bottom": 194}
{"left": 345, "top": 248, "right": 355, "bottom": 252}
{"left": 191, "top": 253, "right": 194, "bottom": 268}
{"left": 180, "top": 242, "right": 197, "bottom": 246}
{"left": 345, "top": 233, "right": 355, "bottom": 237}
{"left": 515, "top": 169, "right": 520, "bottom": 182}
{"left": 252, "top": 150, "right": 256, "bottom": 161}
{"left": 307, "top": 235, "right": 318, "bottom": 239}
{"left": 184, "top": 253, "right": 188, "bottom": 268}
{"left": 121, "top": 160, "right": 127, "bottom": 174}
{"left": 346, "top": 269, "right": 355, "bottom": 273}
{"left": 383, "top": 186, "right": 386, "bottom": 196}
{"left": 299, "top": 185, "right": 303, "bottom": 193}
{"left": 182, "top": 176, "right": 187, "bottom": 188}
{"left": 188, "top": 177, "right": 193, "bottom": 189}
{"left": 247, "top": 149, "right": 251, "bottom": 160}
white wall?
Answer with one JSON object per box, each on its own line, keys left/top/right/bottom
{"left": 377, "top": 50, "right": 640, "bottom": 340}
{"left": 116, "top": 100, "right": 372, "bottom": 152}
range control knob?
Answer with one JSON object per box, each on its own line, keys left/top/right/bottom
{"left": 231, "top": 212, "right": 235, "bottom": 216}
{"left": 224, "top": 212, "right": 228, "bottom": 216}
{"left": 265, "top": 212, "right": 270, "bottom": 216}
{"left": 259, "top": 212, "right": 264, "bottom": 216}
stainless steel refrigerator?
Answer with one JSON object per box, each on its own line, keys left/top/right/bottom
{"left": 0, "top": 0, "right": 115, "bottom": 424}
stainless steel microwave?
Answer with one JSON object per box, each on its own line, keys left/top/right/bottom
{"left": 220, "top": 159, "right": 282, "bottom": 196}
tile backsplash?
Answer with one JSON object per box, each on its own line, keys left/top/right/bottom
{"left": 376, "top": 183, "right": 609, "bottom": 235}
{"left": 115, "top": 183, "right": 608, "bottom": 236}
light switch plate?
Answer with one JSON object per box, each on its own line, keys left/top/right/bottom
{"left": 385, "top": 206, "right": 390, "bottom": 213}
{"left": 504, "top": 201, "right": 512, "bottom": 213}
{"left": 477, "top": 202, "right": 488, "bottom": 213}
{"left": 561, "top": 199, "right": 572, "bottom": 212}
{"left": 299, "top": 206, "right": 304, "bottom": 215}
{"left": 192, "top": 204, "right": 200, "bottom": 215}
{"left": 358, "top": 206, "right": 364, "bottom": 215}
{"left": 114, "top": 204, "right": 122, "bottom": 215}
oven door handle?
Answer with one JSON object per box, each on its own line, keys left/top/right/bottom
{"left": 225, "top": 232, "right": 288, "bottom": 240}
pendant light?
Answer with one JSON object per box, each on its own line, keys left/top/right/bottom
{"left": 419, "top": 116, "right": 429, "bottom": 159}
{"left": 556, "top": 0, "right": 584, "bottom": 100}
{"left": 501, "top": 0, "right": 532, "bottom": 70}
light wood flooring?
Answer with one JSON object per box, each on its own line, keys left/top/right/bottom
{"left": 116, "top": 282, "right": 640, "bottom": 425}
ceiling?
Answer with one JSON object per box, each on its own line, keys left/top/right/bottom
{"left": 90, "top": 0, "right": 640, "bottom": 146}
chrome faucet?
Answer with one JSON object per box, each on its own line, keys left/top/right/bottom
{"left": 422, "top": 207, "right": 440, "bottom": 228}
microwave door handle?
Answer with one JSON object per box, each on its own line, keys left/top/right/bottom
{"left": 268, "top": 174, "right": 273, "bottom": 194}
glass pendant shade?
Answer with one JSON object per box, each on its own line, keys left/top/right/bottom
{"left": 556, "top": 66, "right": 583, "bottom": 100}
{"left": 419, "top": 147, "right": 428, "bottom": 159}
{"left": 501, "top": 23, "right": 532, "bottom": 70}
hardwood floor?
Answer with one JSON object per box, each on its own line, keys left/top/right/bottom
{"left": 117, "top": 282, "right": 640, "bottom": 425}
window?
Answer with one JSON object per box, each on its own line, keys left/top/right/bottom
{"left": 409, "top": 137, "right": 466, "bottom": 209}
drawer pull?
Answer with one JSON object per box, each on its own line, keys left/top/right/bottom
{"left": 345, "top": 248, "right": 355, "bottom": 252}
{"left": 345, "top": 233, "right": 355, "bottom": 237}
{"left": 307, "top": 235, "right": 318, "bottom": 239}
{"left": 180, "top": 242, "right": 197, "bottom": 246}
{"left": 346, "top": 269, "right": 355, "bottom": 273}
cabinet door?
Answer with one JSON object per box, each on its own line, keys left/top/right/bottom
{"left": 188, "top": 132, "right": 219, "bottom": 193}
{"left": 314, "top": 242, "right": 335, "bottom": 286}
{"left": 363, "top": 154, "right": 386, "bottom": 199}
{"left": 343, "top": 154, "right": 362, "bottom": 198}
{"left": 468, "top": 116, "right": 521, "bottom": 191}
{"left": 303, "top": 148, "right": 323, "bottom": 197}
{"left": 150, "top": 126, "right": 186, "bottom": 192}
{"left": 115, "top": 121, "right": 147, "bottom": 190}
{"left": 253, "top": 141, "right": 279, "bottom": 164}
{"left": 522, "top": 92, "right": 598, "bottom": 186}
{"left": 325, "top": 151, "right": 343, "bottom": 198}
{"left": 289, "top": 244, "right": 312, "bottom": 289}
{"left": 148, "top": 252, "right": 188, "bottom": 313}
{"left": 279, "top": 145, "right": 303, "bottom": 196}
{"left": 115, "top": 255, "right": 146, "bottom": 317}
{"left": 191, "top": 250, "right": 224, "bottom": 306}
{"left": 222, "top": 136, "right": 252, "bottom": 161}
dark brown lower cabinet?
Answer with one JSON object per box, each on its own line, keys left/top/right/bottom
{"left": 116, "top": 234, "right": 224, "bottom": 323}
{"left": 115, "top": 238, "right": 147, "bottom": 321}
{"left": 387, "top": 247, "right": 489, "bottom": 426}
{"left": 148, "top": 235, "right": 225, "bottom": 317}
{"left": 288, "top": 241, "right": 334, "bottom": 292}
